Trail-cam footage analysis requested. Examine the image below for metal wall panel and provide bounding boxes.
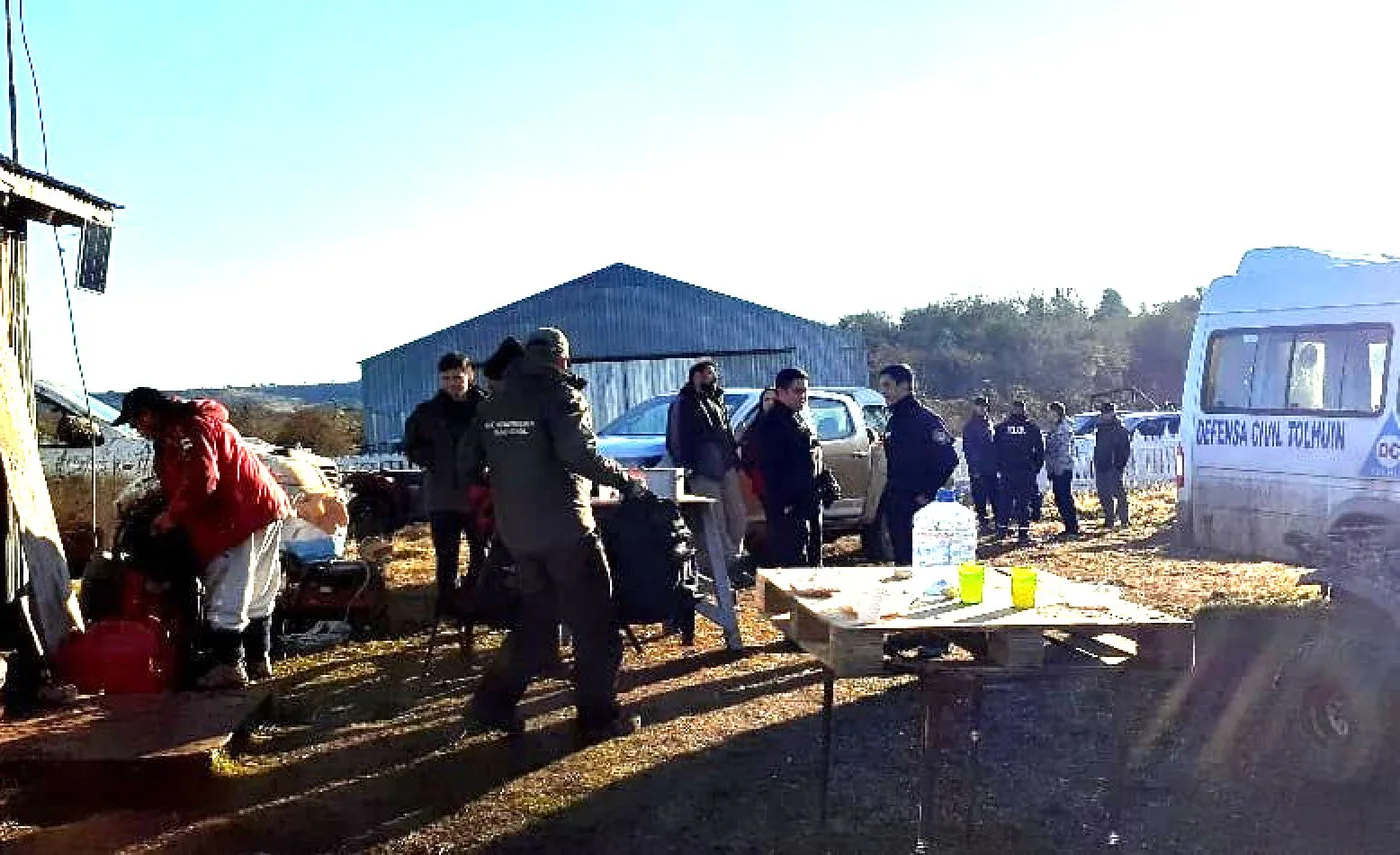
[4,227,29,603]
[360,264,868,448]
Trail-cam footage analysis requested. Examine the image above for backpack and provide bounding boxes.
[602,492,699,627]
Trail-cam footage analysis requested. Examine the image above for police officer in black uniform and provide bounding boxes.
[877,364,959,565]
[754,367,821,567]
[994,400,1045,545]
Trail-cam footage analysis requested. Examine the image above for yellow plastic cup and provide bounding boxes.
[1011,567,1037,609]
[958,563,985,605]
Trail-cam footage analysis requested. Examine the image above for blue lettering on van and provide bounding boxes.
[1195,417,1344,451]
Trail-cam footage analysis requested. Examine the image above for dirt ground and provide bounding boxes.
[5,488,1397,854]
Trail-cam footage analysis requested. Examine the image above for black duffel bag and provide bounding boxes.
[602,492,698,628]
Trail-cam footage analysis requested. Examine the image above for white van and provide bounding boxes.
[1178,247,1400,563]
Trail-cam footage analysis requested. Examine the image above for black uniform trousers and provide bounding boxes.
[1049,469,1079,534]
[473,531,623,727]
[997,470,1039,535]
[765,502,815,568]
[429,510,487,599]
[882,490,920,567]
[968,468,1000,527]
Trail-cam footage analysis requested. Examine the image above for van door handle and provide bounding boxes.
[851,450,870,458]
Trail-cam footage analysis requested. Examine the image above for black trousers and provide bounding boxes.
[882,491,919,566]
[997,471,1038,534]
[765,502,814,568]
[474,532,623,727]
[1049,469,1079,534]
[969,470,999,526]
[429,510,486,595]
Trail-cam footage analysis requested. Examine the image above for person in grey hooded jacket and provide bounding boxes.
[1044,401,1079,539]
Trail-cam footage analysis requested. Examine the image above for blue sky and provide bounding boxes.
[23,1,1400,393]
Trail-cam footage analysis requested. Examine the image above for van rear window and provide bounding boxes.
[1202,324,1391,416]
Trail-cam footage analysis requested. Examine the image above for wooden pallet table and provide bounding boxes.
[757,565,1193,850]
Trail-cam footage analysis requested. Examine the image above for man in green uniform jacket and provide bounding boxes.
[459,327,646,744]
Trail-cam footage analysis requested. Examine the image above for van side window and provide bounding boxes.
[1203,324,1392,416]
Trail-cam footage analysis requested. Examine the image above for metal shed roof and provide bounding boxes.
[0,156,118,227]
[362,262,862,364]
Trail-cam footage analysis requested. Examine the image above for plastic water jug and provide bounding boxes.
[913,490,979,592]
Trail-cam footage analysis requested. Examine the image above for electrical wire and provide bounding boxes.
[4,0,16,161]
[17,0,99,540]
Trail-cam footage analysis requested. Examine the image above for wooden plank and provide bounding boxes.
[755,574,796,617]
[0,689,271,764]
[988,630,1046,667]
[827,625,890,677]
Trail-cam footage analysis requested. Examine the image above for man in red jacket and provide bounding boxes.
[114,387,292,689]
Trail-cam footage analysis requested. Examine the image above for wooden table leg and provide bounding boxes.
[965,675,986,844]
[1106,670,1129,847]
[819,668,836,828]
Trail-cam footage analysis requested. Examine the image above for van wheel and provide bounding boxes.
[861,519,893,564]
[1275,638,1391,785]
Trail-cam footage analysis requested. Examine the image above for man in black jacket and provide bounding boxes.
[877,364,959,565]
[404,351,488,609]
[1093,402,1133,529]
[961,396,999,535]
[994,400,1045,545]
[666,361,747,570]
[755,368,821,567]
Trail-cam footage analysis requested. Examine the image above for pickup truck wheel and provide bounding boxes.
[1276,638,1391,785]
[861,518,893,563]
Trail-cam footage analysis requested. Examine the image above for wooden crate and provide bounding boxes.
[757,567,1193,677]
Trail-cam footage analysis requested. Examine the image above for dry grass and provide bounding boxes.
[2,491,1357,855]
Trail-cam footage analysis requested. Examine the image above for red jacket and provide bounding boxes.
[154,400,291,564]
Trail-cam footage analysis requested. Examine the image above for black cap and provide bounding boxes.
[113,387,169,425]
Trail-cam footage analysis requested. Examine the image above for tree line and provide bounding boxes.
[838,287,1200,415]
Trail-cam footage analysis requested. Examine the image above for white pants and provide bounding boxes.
[203,518,285,632]
[688,469,749,560]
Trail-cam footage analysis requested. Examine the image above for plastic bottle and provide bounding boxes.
[913,488,979,594]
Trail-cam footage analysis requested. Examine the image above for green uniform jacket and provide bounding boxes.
[459,354,632,554]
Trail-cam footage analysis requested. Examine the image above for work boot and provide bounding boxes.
[242,617,274,681]
[461,695,525,738]
[198,628,247,690]
[197,662,249,690]
[575,711,641,748]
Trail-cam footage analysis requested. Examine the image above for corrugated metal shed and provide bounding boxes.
[360,263,867,448]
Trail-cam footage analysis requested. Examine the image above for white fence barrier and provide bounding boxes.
[950,435,1179,495]
[337,453,413,472]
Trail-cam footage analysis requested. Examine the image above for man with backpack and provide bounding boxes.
[460,327,648,745]
[666,360,748,579]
